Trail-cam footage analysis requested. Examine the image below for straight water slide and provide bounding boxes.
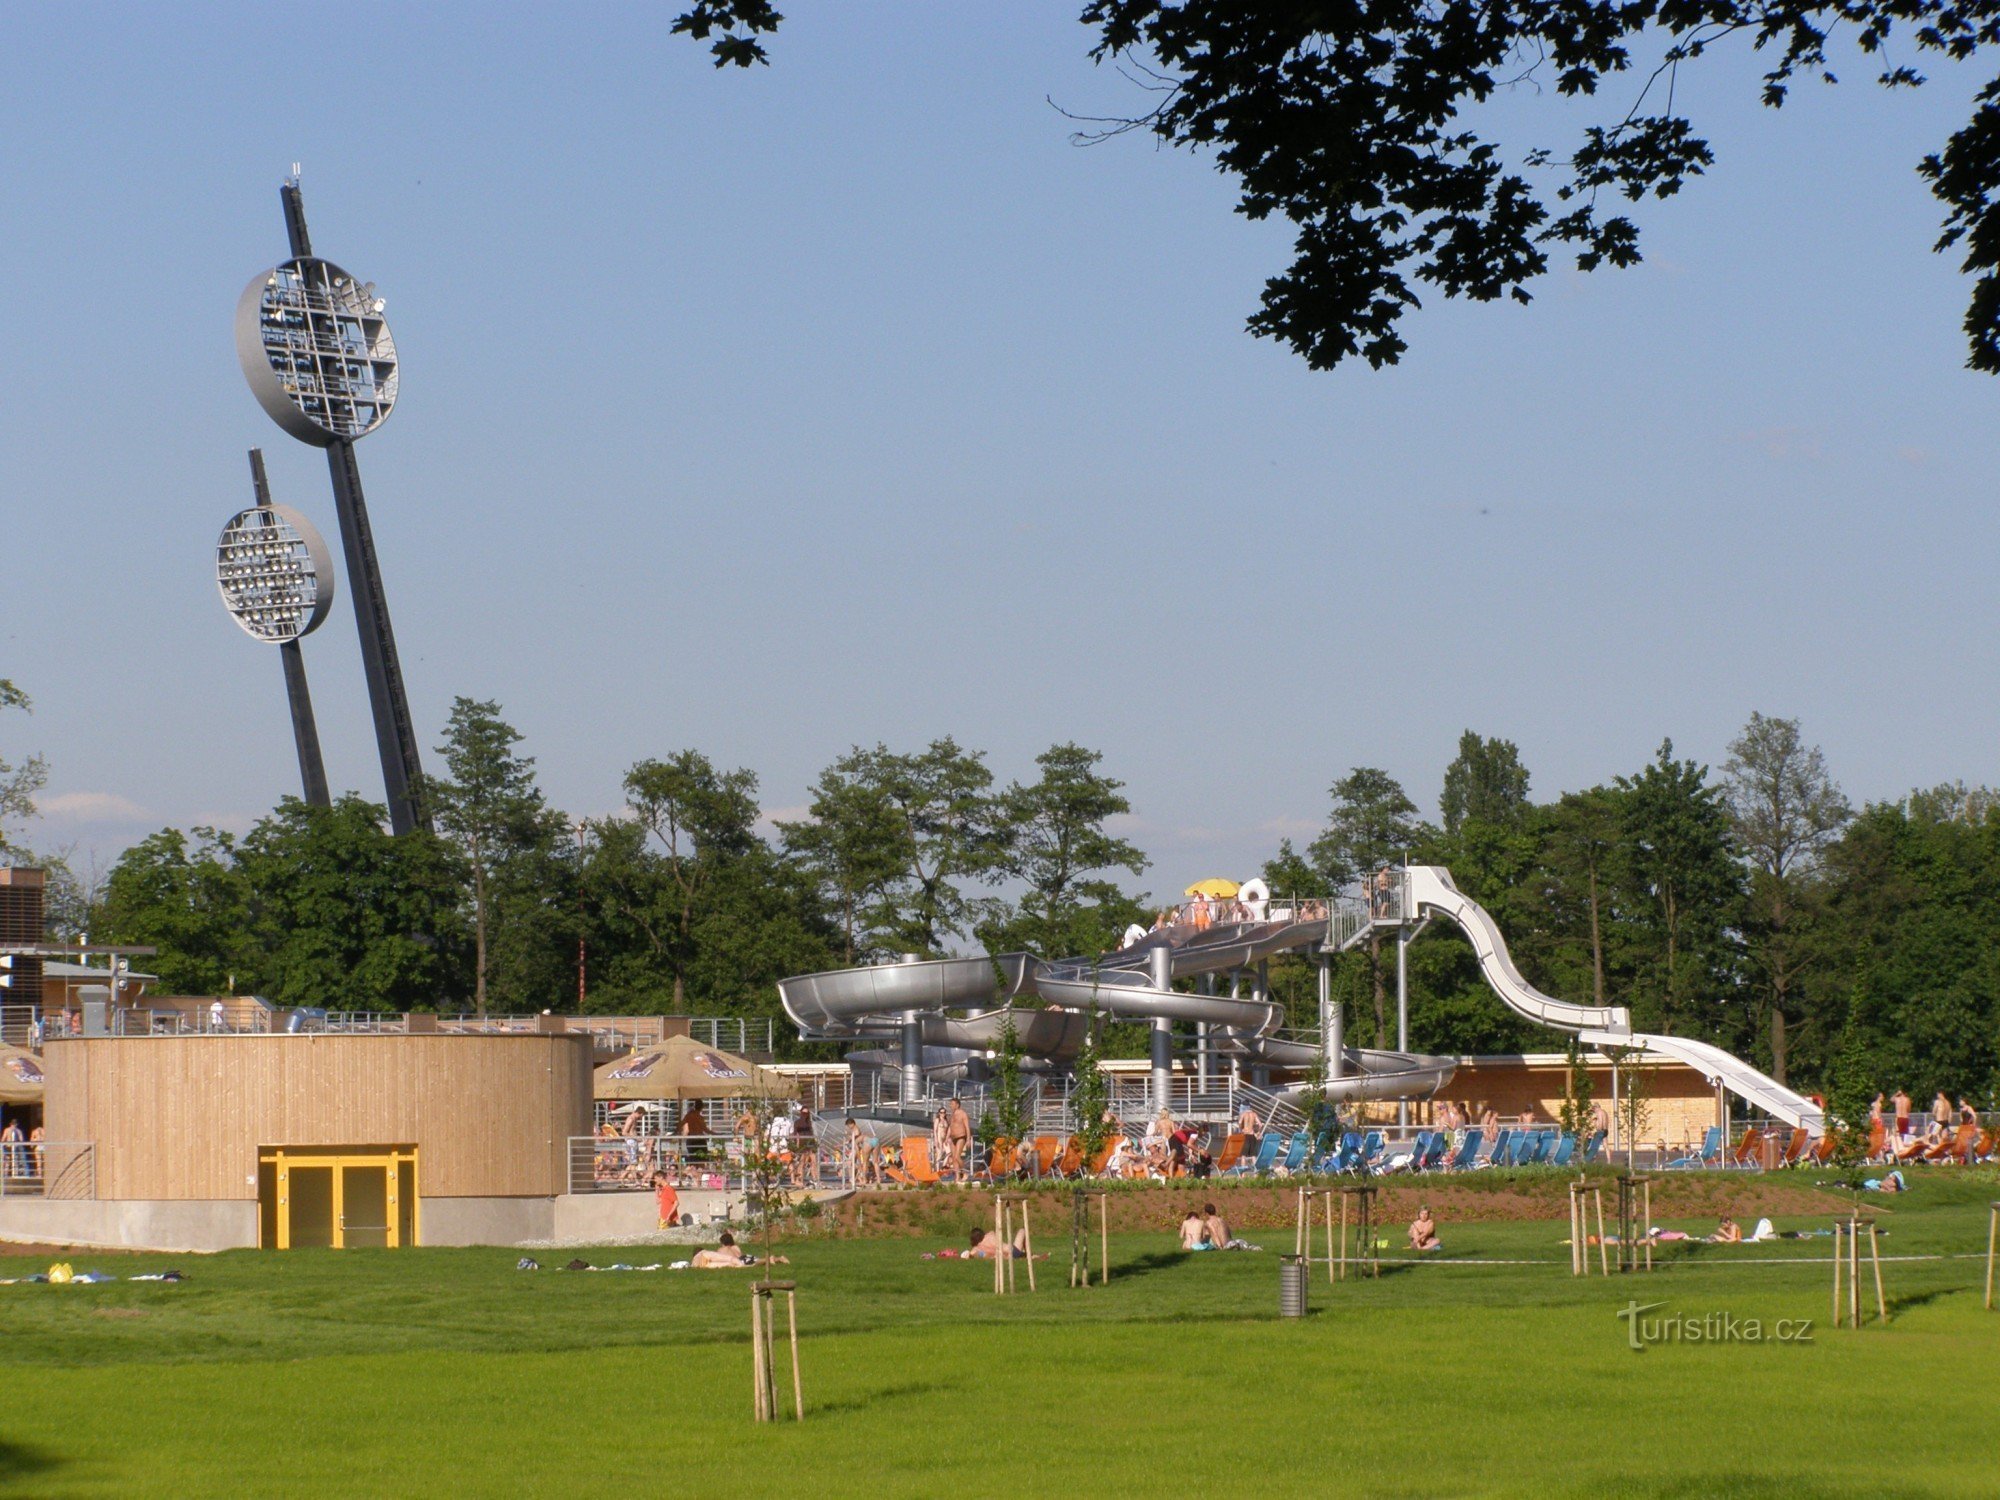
[1402,866,1824,1131]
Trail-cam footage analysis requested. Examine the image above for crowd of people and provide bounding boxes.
[1868,1089,1991,1164]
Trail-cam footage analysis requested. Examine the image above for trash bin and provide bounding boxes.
[1279,1254,1309,1318]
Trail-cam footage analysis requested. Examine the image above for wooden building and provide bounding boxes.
[37,1031,592,1250]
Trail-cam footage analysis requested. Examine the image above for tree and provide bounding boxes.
[1540,787,1628,1009]
[983,742,1149,957]
[98,828,251,994]
[1069,1009,1113,1164]
[1439,731,1531,836]
[675,2,2000,372]
[621,751,763,1011]
[1615,740,1742,1039]
[816,740,1011,957]
[0,680,47,862]
[1307,767,1424,1044]
[777,767,904,965]
[1722,712,1851,1084]
[234,796,466,1013]
[428,698,564,1016]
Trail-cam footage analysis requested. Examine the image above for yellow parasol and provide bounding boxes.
[593,1034,796,1101]
[1184,878,1240,899]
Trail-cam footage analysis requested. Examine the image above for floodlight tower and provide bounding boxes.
[235,177,428,834]
[215,449,336,806]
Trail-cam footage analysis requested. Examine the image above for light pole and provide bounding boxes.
[236,176,427,834]
[215,451,336,806]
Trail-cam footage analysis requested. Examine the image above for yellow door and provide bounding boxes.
[259,1146,418,1249]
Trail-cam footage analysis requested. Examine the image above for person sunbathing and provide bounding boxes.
[691,1232,749,1268]
[1203,1203,1236,1250]
[967,1226,1032,1260]
[1408,1207,1440,1252]
[1706,1217,1742,1244]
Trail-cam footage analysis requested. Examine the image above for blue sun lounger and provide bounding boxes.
[1447,1128,1484,1170]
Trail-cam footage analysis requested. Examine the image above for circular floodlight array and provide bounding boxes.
[216,504,336,644]
[235,258,399,446]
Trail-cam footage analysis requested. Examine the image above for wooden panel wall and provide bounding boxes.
[45,1034,592,1201]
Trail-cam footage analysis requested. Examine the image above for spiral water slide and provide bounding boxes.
[1402,866,1824,1131]
[776,906,1459,1104]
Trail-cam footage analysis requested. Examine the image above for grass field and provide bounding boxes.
[0,1169,1993,1497]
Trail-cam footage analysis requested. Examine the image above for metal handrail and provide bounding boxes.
[0,1141,93,1199]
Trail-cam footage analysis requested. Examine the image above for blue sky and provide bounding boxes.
[5,3,1997,896]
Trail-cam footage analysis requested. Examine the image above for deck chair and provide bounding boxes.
[1213,1132,1249,1175]
[887,1135,938,1186]
[1528,1131,1555,1165]
[1728,1127,1765,1168]
[1509,1132,1536,1166]
[1028,1135,1062,1178]
[1579,1129,1607,1164]
[1421,1132,1450,1171]
[1447,1128,1484,1170]
[1054,1137,1084,1178]
[1278,1131,1309,1172]
[1866,1121,1887,1162]
[1362,1130,1385,1164]
[1482,1128,1512,1167]
[1668,1126,1722,1169]
[1237,1132,1283,1176]
[1549,1133,1576,1168]
[1777,1127,1809,1167]
[1808,1134,1837,1164]
[1975,1129,1996,1164]
[1388,1130,1433,1173]
[1923,1124,1977,1163]
[1088,1134,1126,1176]
[986,1137,1021,1181]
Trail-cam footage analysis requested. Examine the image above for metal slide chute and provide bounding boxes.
[1403,865,1823,1131]
[1587,1029,1825,1133]
[1402,865,1631,1033]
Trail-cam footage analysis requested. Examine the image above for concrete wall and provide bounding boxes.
[0,1197,256,1253]
[550,1188,745,1242]
[416,1196,555,1247]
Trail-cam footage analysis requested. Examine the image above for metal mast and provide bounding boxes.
[250,450,330,805]
[239,179,428,833]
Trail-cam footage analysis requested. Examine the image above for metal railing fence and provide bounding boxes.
[0,1141,93,1199]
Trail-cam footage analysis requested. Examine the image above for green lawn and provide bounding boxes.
[0,1172,1994,1498]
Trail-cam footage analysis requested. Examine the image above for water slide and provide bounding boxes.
[776,906,1458,1104]
[1402,866,1824,1131]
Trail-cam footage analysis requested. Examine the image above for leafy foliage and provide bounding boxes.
[679,1,2000,371]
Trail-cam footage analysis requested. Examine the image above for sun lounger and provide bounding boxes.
[1028,1135,1062,1179]
[986,1137,1021,1180]
[1088,1134,1126,1176]
[1549,1132,1575,1168]
[1579,1129,1606,1164]
[1728,1127,1765,1169]
[1278,1131,1309,1173]
[888,1135,941,1187]
[1236,1132,1283,1176]
[1777,1127,1809,1167]
[1447,1128,1484,1170]
[1213,1132,1249,1174]
[1667,1126,1722,1169]
[1482,1128,1512,1167]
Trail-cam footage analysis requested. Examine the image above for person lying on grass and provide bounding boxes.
[965,1226,1041,1260]
[690,1232,790,1269]
[1408,1206,1440,1252]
